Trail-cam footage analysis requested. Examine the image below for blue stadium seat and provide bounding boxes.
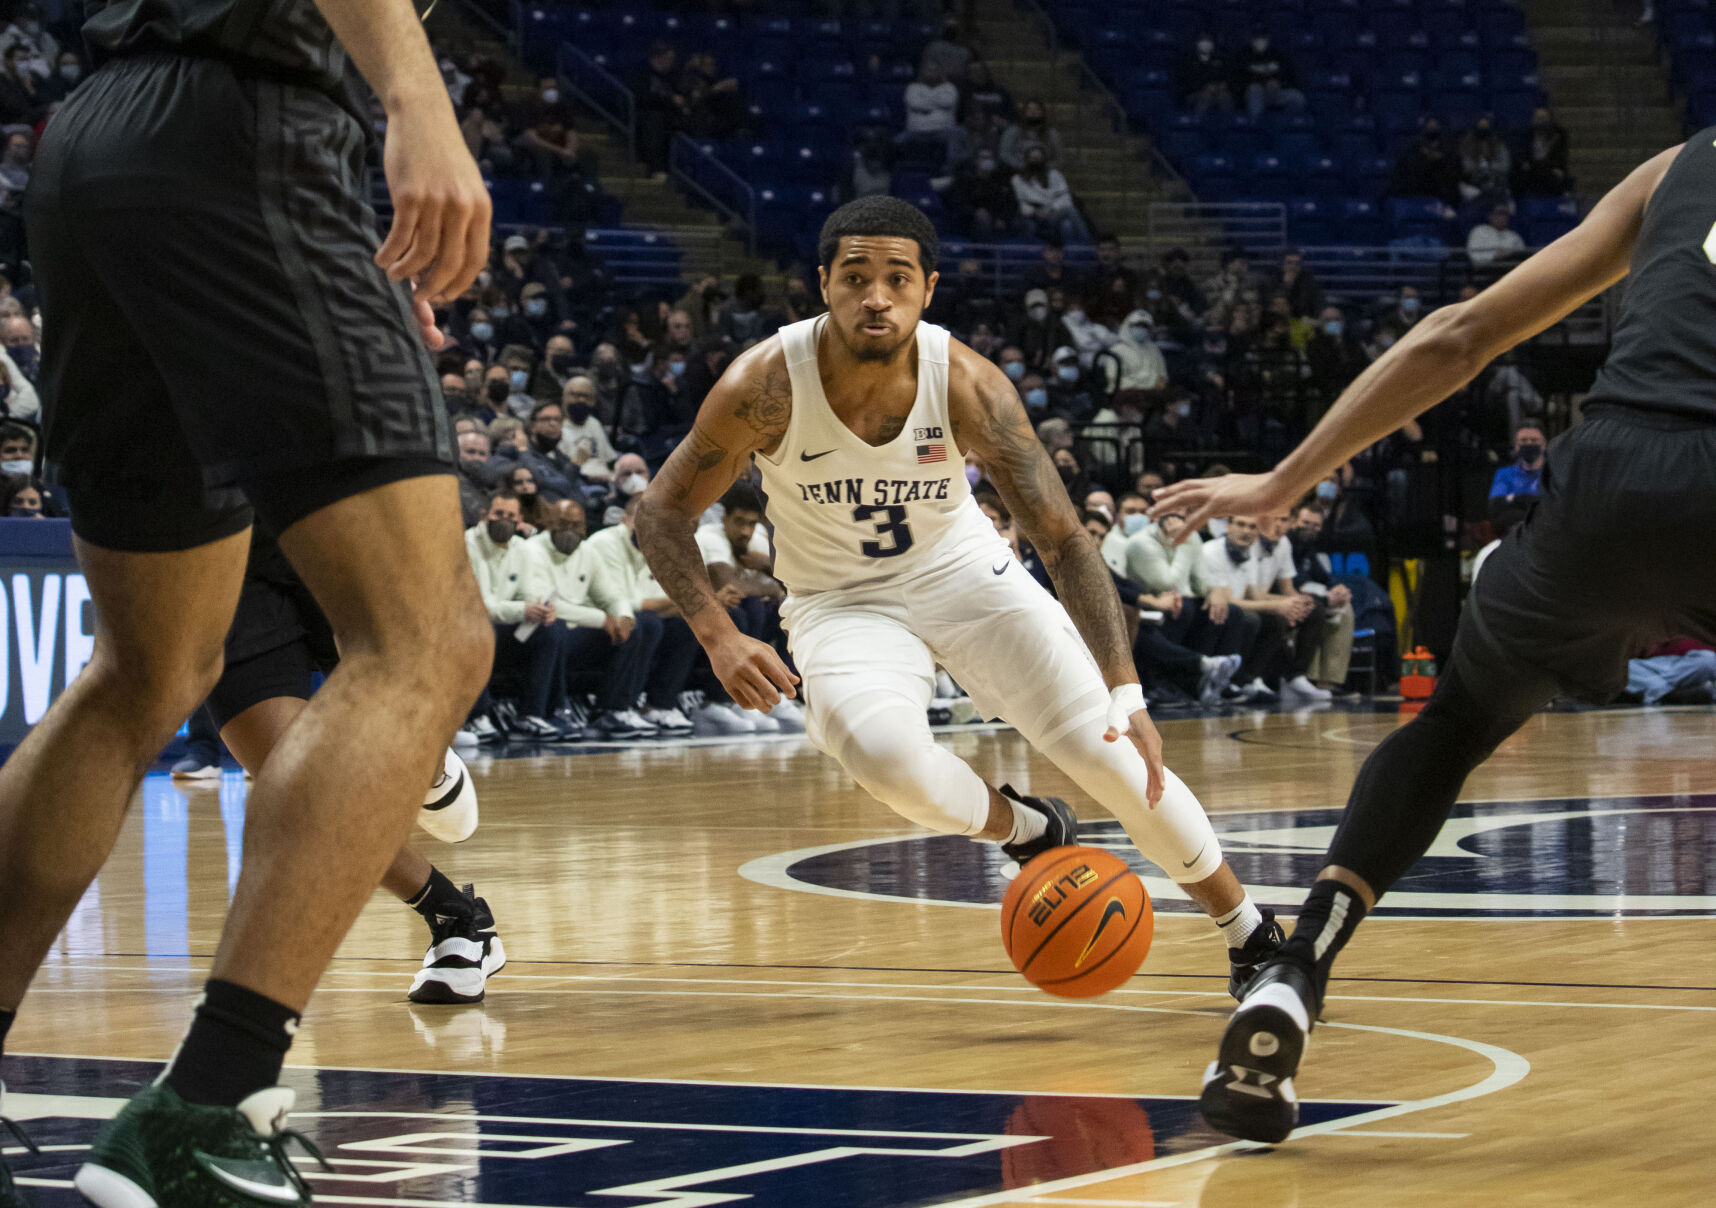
[1373,90,1426,134]
[1190,153,1238,198]
[1491,89,1541,127]
[1287,197,1332,244]
[1338,198,1386,244]
[1430,90,1487,129]
[1520,196,1580,223]
[1246,153,1292,197]
[1161,129,1210,163]
[1302,152,1344,187]
[1273,130,1322,161]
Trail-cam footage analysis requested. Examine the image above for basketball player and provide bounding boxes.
[201,527,506,1006]
[1154,137,1716,1143]
[637,197,1283,997]
[0,0,492,1197]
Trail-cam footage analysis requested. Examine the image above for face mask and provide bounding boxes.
[550,353,575,375]
[1316,480,1339,502]
[566,403,592,424]
[1400,297,1420,314]
[1146,288,1162,301]
[1056,463,1077,484]
[1517,442,1545,462]
[668,361,686,377]
[1252,38,1269,52]
[1003,361,1025,381]
[533,430,558,453]
[491,305,511,320]
[7,345,34,375]
[524,299,548,318]
[1027,304,1048,322]
[469,321,494,342]
[1323,320,1343,337]
[59,64,79,82]
[1259,535,1277,555]
[0,458,28,475]
[604,504,625,528]
[486,379,510,404]
[618,472,647,496]
[1294,525,1318,545]
[550,528,582,555]
[1122,513,1148,536]
[486,518,516,545]
[509,369,529,392]
[1196,39,1214,54]
[964,464,982,486]
[541,88,560,104]
[1056,365,1079,383]
[443,390,468,411]
[1024,387,1048,410]
[1124,325,1150,344]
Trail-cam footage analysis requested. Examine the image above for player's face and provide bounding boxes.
[820,237,938,363]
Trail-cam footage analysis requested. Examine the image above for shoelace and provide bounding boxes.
[262,1127,331,1202]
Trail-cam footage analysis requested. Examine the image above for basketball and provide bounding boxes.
[1001,846,1153,998]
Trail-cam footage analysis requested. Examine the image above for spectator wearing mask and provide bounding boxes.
[1012,144,1087,245]
[1307,305,1366,394]
[1267,249,1323,319]
[997,345,1028,385]
[1161,248,1208,319]
[1103,491,1151,573]
[531,333,579,400]
[0,422,32,479]
[559,375,618,480]
[1374,286,1423,347]
[1090,234,1140,299]
[662,308,697,358]
[1101,309,1168,395]
[1,473,42,517]
[39,50,81,104]
[0,45,38,125]
[0,132,29,193]
[1025,242,1076,295]
[462,307,499,364]
[1015,286,1062,370]
[1050,446,1091,502]
[1490,418,1547,523]
[1,314,36,383]
[1513,107,1571,197]
[1045,345,1094,419]
[512,400,585,503]
[441,372,474,415]
[601,452,652,526]
[1467,203,1526,268]
[1460,117,1512,208]
[1389,119,1463,208]
[1237,30,1304,118]
[466,490,571,741]
[999,98,1062,172]
[517,282,558,350]
[1197,514,1293,701]
[455,430,499,526]
[1287,503,1357,695]
[523,499,674,740]
[945,148,1020,238]
[1176,31,1234,114]
[0,342,34,420]
[482,362,529,420]
[1127,506,1249,670]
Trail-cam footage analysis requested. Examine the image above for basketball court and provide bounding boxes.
[4,703,1710,1206]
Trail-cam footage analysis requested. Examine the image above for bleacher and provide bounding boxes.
[1656,0,1716,128]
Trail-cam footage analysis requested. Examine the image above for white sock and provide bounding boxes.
[1215,898,1263,949]
[1004,797,1047,846]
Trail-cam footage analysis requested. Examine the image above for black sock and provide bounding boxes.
[163,980,300,1108]
[0,1007,14,1059]
[1280,880,1368,1001]
[406,867,469,923]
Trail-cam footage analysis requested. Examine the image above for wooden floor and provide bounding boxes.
[7,703,1714,1207]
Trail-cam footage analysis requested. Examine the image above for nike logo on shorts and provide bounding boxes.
[1076,898,1127,967]
[800,449,835,462]
[992,560,1008,575]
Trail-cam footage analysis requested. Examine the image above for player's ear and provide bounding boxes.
[922,269,939,311]
[818,265,830,305]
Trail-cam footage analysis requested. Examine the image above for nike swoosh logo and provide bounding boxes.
[424,769,466,812]
[1076,898,1127,967]
[197,1154,303,1204]
[800,449,835,461]
[1182,840,1209,869]
[992,561,1008,575]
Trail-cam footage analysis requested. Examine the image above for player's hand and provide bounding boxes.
[1149,470,1298,544]
[1102,685,1164,807]
[377,101,493,306]
[413,300,445,350]
[710,632,799,712]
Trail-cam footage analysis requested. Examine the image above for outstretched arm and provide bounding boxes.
[950,344,1166,804]
[1152,144,1677,535]
[635,339,799,710]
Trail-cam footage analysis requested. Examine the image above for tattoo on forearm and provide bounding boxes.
[635,498,716,623]
[1040,530,1133,684]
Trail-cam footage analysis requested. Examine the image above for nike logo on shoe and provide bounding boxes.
[424,770,466,812]
[197,1153,303,1204]
[1076,898,1127,967]
[800,449,835,461]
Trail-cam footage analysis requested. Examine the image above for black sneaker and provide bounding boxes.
[1200,956,1320,1143]
[0,1085,39,1208]
[588,709,645,739]
[1227,907,1287,1000]
[552,706,586,741]
[509,713,562,741]
[409,885,507,1005]
[491,699,519,733]
[997,784,1079,868]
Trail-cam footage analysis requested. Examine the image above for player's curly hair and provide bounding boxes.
[818,197,939,276]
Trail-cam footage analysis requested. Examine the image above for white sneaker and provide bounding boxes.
[615,707,660,736]
[1241,677,1278,702]
[1284,675,1333,701]
[693,702,755,734]
[465,714,503,745]
[417,748,479,844]
[751,710,782,733]
[934,670,959,699]
[642,706,694,734]
[451,727,478,749]
[770,698,806,731]
[1197,653,1243,705]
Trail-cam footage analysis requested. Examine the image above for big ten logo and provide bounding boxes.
[0,569,95,738]
[913,427,944,441]
[1027,863,1098,926]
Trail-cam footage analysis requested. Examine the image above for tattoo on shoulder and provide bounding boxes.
[733,365,792,442]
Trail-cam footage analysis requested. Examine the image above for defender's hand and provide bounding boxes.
[710,633,798,712]
[1150,470,1298,544]
[377,105,492,305]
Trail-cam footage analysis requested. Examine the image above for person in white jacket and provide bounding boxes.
[1012,143,1087,244]
[522,499,689,739]
[465,489,569,741]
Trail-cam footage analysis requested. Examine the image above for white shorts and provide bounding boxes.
[781,551,1108,758]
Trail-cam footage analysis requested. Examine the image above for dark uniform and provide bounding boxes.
[27,0,451,552]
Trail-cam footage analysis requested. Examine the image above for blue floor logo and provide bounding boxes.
[764,795,1716,919]
[3,1055,1382,1206]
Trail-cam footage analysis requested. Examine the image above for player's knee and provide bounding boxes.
[842,727,948,827]
[84,639,226,747]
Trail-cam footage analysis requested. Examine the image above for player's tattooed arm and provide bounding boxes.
[949,347,1139,692]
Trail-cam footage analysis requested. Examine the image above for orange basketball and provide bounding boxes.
[1001,846,1153,998]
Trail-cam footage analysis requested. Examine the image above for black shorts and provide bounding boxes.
[1454,409,1716,703]
[25,53,453,553]
[205,575,339,729]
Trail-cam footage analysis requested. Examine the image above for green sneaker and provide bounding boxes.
[74,1083,328,1207]
[1,1079,42,1208]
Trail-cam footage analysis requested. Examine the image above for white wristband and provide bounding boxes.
[1106,683,1147,734]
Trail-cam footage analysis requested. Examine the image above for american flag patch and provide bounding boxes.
[916,443,947,465]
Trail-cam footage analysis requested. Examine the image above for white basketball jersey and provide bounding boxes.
[755,314,1006,595]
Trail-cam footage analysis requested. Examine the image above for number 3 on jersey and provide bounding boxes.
[853,504,915,559]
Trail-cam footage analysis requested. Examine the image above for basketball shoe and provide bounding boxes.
[409,886,507,1005]
[416,749,478,844]
[1199,955,1320,1143]
[997,785,1079,868]
[1226,907,1287,999]
[74,1083,327,1207]
[1,1084,39,1208]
